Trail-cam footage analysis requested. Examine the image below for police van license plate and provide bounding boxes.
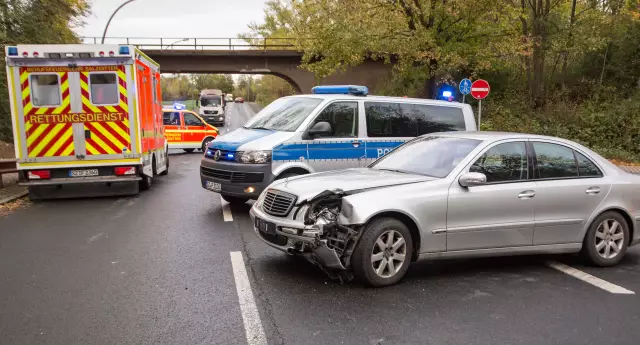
[255,217,276,235]
[205,181,221,192]
[69,169,99,177]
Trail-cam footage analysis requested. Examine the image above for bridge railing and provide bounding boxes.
[81,37,299,51]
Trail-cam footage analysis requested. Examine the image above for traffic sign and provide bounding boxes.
[459,79,472,95]
[471,79,490,100]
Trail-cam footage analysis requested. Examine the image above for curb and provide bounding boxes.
[0,190,28,205]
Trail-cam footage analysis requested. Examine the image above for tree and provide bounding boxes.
[191,74,234,94]
[0,0,90,141]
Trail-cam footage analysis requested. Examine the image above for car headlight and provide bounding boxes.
[237,150,271,164]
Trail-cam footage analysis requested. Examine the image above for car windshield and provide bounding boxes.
[370,136,481,178]
[243,97,323,131]
[201,96,221,107]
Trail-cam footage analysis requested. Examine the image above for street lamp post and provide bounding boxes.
[101,0,138,44]
[165,38,189,50]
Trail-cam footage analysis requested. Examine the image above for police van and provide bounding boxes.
[200,85,477,204]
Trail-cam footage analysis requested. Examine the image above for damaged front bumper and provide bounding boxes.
[250,202,362,277]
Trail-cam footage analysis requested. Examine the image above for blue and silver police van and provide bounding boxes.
[200,85,477,204]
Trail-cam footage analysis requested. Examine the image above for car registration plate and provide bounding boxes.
[69,169,99,177]
[255,217,276,235]
[205,181,221,192]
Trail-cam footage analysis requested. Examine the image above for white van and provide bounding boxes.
[200,85,477,204]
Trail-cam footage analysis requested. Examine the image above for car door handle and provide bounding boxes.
[351,140,361,148]
[518,190,536,199]
[586,186,601,195]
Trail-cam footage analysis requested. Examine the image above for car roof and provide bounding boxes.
[284,94,468,107]
[432,131,571,142]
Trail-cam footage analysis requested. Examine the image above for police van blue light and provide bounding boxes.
[311,85,368,96]
[199,86,478,203]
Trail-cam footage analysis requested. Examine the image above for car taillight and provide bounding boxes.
[28,170,50,179]
[114,166,136,176]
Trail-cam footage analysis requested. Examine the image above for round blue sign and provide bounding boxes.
[459,79,472,95]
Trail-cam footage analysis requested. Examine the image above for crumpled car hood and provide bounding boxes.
[269,168,436,201]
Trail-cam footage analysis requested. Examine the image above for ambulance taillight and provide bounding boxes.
[27,170,51,179]
[114,167,136,176]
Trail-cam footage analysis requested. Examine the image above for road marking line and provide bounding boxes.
[221,195,233,222]
[546,261,635,295]
[230,251,268,345]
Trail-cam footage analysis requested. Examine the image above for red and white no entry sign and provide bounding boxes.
[471,79,490,100]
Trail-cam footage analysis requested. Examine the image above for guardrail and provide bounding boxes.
[81,37,300,51]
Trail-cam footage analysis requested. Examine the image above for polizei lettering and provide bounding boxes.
[27,113,127,124]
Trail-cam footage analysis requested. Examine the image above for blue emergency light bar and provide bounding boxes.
[173,102,186,110]
[311,85,368,96]
[7,47,18,56]
[119,46,130,55]
[442,91,452,98]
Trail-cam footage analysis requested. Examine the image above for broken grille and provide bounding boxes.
[262,190,296,217]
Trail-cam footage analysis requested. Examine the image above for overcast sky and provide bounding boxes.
[78,0,267,40]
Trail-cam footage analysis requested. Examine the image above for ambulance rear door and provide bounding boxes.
[7,45,138,165]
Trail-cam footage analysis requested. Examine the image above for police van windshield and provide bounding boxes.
[201,96,221,107]
[244,97,323,132]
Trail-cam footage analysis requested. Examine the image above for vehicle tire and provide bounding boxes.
[582,211,629,267]
[351,218,413,287]
[221,194,249,205]
[183,148,195,153]
[159,150,169,176]
[202,137,214,152]
[139,173,152,191]
[152,155,158,176]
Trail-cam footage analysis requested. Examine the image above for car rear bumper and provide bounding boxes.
[199,158,274,199]
[24,177,140,199]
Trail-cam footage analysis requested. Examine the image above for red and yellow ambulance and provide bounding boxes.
[162,106,219,153]
[4,44,168,199]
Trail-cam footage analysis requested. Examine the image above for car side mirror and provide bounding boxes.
[459,172,487,188]
[305,121,332,139]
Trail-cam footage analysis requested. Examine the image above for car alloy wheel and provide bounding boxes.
[371,229,407,278]
[595,219,625,259]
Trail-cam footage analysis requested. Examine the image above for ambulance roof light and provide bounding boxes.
[7,47,18,56]
[311,85,368,96]
[119,46,130,55]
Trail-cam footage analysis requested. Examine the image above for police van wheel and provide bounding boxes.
[183,149,195,153]
[221,194,248,205]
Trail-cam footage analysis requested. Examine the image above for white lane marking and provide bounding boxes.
[547,261,635,294]
[221,195,233,222]
[87,232,104,244]
[230,251,267,345]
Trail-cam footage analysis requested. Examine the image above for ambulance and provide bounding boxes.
[4,44,168,199]
[163,103,219,153]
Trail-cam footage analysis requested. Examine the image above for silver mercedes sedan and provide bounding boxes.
[250,132,640,287]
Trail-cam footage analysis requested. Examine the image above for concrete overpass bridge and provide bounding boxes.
[83,37,392,93]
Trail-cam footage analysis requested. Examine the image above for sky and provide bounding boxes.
[77,0,267,42]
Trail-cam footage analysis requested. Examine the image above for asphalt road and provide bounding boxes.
[1,102,640,345]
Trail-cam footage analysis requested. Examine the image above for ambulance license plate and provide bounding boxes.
[255,217,276,235]
[205,181,221,192]
[69,169,99,177]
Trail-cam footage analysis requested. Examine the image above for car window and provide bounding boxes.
[163,111,181,125]
[309,102,358,138]
[370,136,481,178]
[470,142,528,183]
[364,102,466,137]
[575,151,603,177]
[533,142,578,179]
[31,74,61,106]
[89,73,118,105]
[184,113,204,126]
